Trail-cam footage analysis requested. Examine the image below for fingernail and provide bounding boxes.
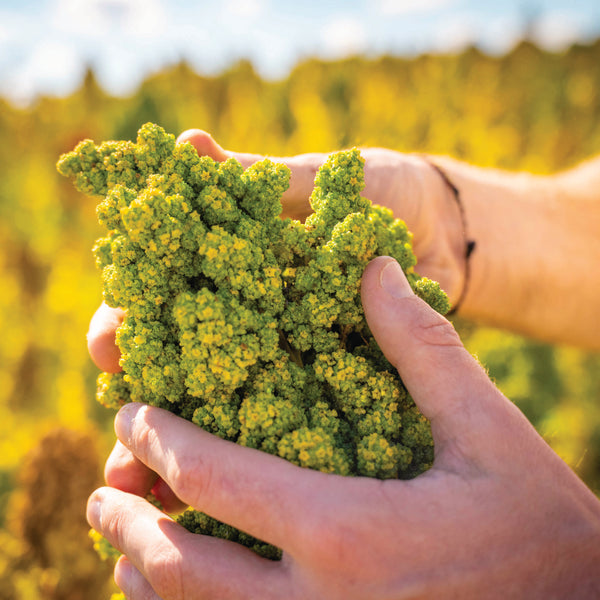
[87,491,103,529]
[115,556,136,590]
[380,259,413,299]
[115,402,140,442]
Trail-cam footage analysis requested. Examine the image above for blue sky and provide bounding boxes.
[1,0,599,105]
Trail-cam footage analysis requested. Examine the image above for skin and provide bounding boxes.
[175,130,600,349]
[89,131,600,366]
[178,130,468,303]
[88,257,600,599]
[86,133,600,597]
[432,154,600,349]
[87,130,466,372]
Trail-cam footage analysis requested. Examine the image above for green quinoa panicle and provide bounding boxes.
[58,123,450,558]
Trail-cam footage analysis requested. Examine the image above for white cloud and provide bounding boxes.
[530,11,587,52]
[480,15,524,55]
[0,20,8,46]
[321,16,368,59]
[430,12,526,56]
[2,38,83,105]
[378,0,457,15]
[0,10,28,46]
[44,0,175,97]
[52,0,167,38]
[432,16,475,53]
[0,0,174,104]
[222,0,267,19]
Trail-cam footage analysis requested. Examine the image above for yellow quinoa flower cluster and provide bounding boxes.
[57,123,449,559]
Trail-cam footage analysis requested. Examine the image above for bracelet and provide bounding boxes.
[420,157,476,316]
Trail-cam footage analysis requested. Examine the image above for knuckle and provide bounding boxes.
[146,544,185,600]
[126,406,167,469]
[412,303,462,349]
[129,417,156,465]
[169,451,217,510]
[102,504,131,554]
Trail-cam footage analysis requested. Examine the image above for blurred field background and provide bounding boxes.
[1,35,600,598]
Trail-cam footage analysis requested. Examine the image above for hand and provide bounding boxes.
[87,130,465,373]
[179,130,466,301]
[87,256,600,599]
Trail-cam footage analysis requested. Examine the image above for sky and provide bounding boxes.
[0,0,599,105]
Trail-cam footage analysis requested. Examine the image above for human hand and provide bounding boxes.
[87,130,465,373]
[178,130,466,302]
[87,256,600,599]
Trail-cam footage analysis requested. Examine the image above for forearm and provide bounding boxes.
[434,156,600,350]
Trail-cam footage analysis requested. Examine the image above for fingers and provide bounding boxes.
[105,440,158,494]
[176,129,229,162]
[87,487,287,600]
[105,441,188,514]
[86,131,262,374]
[113,402,321,553]
[361,256,527,465]
[87,302,124,372]
[176,129,262,172]
[114,556,161,600]
[176,128,322,221]
[361,257,493,418]
[151,477,189,515]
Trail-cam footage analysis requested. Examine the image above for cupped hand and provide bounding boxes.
[178,129,466,300]
[87,130,465,372]
[88,257,600,600]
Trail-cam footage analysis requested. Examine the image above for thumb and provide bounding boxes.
[87,302,124,373]
[361,256,510,458]
[177,129,261,172]
[177,129,229,162]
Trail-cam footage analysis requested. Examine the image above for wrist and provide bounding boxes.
[444,164,556,330]
[419,156,476,313]
[427,160,565,339]
[434,159,600,349]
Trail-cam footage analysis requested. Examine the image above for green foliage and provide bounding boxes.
[58,123,449,556]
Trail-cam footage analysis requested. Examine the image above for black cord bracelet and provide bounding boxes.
[420,157,476,316]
